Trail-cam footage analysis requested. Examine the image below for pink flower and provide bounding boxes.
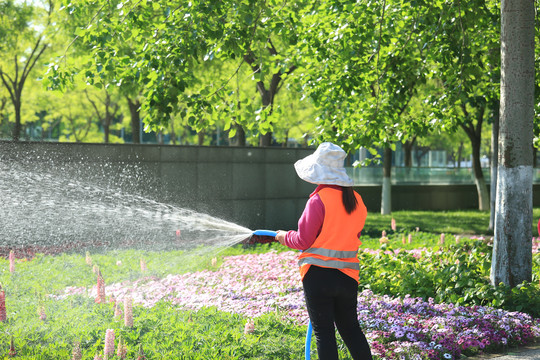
[86,251,92,266]
[244,319,255,334]
[0,288,7,322]
[124,296,133,327]
[95,270,106,304]
[94,353,103,360]
[408,234,412,244]
[117,336,127,359]
[103,329,115,359]
[114,300,122,320]
[140,258,147,272]
[137,344,146,360]
[9,250,15,273]
[38,305,46,321]
[72,341,82,360]
[391,218,397,231]
[8,336,16,357]
[440,233,445,245]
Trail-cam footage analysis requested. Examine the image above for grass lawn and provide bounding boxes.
[363,209,540,236]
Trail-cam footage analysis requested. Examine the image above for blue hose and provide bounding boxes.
[252,229,312,359]
[305,320,312,359]
[252,229,278,237]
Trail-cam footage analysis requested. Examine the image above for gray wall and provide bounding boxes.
[2,141,539,230]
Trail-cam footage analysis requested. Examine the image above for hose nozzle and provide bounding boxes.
[243,229,277,246]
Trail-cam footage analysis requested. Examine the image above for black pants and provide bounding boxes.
[302,266,373,360]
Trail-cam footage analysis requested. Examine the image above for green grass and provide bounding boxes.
[0,210,538,358]
[363,209,540,236]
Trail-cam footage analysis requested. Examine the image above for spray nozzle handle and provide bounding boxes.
[252,230,277,237]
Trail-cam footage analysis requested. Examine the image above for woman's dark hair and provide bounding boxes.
[342,187,358,214]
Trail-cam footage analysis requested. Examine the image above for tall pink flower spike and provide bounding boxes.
[86,251,93,266]
[117,336,127,359]
[124,296,134,327]
[244,319,255,334]
[95,270,106,303]
[140,258,147,272]
[114,300,122,320]
[103,329,115,360]
[0,286,7,322]
[38,305,46,321]
[72,341,82,360]
[9,250,15,273]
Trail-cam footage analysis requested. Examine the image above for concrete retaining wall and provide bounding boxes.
[2,141,538,230]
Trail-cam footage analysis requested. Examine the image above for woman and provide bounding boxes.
[275,142,372,360]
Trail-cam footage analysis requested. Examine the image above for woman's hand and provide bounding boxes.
[275,230,286,245]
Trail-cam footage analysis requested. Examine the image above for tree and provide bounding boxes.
[0,0,55,141]
[37,85,125,143]
[85,89,122,143]
[292,0,443,213]
[0,86,10,137]
[48,0,306,146]
[428,0,499,212]
[490,0,534,287]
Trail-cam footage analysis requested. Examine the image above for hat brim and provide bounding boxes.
[294,156,354,187]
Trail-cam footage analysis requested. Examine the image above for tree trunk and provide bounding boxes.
[460,104,489,212]
[170,117,177,145]
[491,0,534,288]
[403,139,415,168]
[103,124,110,143]
[197,131,205,146]
[457,142,464,168]
[258,82,273,147]
[127,98,141,144]
[233,124,246,146]
[470,134,490,211]
[259,132,272,147]
[381,147,392,215]
[244,48,293,147]
[12,98,21,142]
[489,100,500,231]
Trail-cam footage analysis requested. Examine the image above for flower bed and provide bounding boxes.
[57,250,540,359]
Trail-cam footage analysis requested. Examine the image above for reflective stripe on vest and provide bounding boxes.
[302,247,358,259]
[298,257,360,270]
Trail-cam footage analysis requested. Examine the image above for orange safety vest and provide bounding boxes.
[298,187,367,283]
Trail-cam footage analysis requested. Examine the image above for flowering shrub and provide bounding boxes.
[58,250,540,359]
[358,240,540,317]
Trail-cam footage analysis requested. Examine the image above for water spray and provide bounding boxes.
[248,230,313,360]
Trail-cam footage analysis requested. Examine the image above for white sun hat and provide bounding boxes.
[294,142,354,187]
